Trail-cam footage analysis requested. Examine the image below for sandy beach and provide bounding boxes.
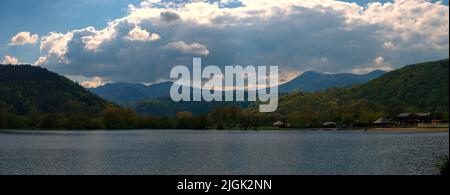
[368,127,449,133]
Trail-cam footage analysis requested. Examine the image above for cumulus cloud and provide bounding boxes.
[352,56,394,74]
[80,77,110,88]
[125,26,161,42]
[160,11,181,23]
[164,41,209,55]
[80,26,117,52]
[35,32,73,65]
[67,75,111,88]
[9,32,39,46]
[1,55,20,64]
[33,0,449,84]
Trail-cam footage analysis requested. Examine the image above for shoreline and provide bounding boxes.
[1,127,449,133]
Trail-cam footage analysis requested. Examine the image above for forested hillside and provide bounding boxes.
[0,65,109,115]
[1,59,448,130]
[276,59,449,127]
[0,65,115,129]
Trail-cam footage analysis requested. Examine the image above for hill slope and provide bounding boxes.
[0,65,110,115]
[275,59,449,126]
[350,59,449,111]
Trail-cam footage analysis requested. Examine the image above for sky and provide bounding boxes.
[1,0,449,87]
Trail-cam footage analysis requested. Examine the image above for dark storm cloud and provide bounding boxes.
[34,0,448,84]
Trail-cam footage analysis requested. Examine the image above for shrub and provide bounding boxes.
[437,155,449,176]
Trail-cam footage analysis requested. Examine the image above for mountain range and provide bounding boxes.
[278,70,386,93]
[88,81,174,104]
[89,70,386,104]
[0,59,448,128]
[130,59,448,117]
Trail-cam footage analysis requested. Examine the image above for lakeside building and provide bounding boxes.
[397,113,432,125]
[323,122,337,128]
[372,118,392,127]
[273,121,286,128]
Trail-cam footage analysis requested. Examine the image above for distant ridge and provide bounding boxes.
[88,81,174,104]
[279,70,386,93]
[90,70,386,104]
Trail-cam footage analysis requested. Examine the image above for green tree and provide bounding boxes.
[101,106,138,129]
[175,111,193,129]
[437,155,449,176]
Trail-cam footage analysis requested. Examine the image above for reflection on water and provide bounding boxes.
[0,130,448,175]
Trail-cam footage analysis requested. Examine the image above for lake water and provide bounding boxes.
[0,130,448,175]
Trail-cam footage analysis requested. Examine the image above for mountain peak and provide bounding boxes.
[301,71,325,76]
[279,70,386,93]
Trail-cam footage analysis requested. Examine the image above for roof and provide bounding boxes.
[323,122,337,126]
[416,113,431,117]
[398,113,431,117]
[373,118,391,124]
[398,113,412,117]
[273,121,284,126]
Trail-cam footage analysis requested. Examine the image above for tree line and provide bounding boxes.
[0,106,283,130]
[2,85,448,130]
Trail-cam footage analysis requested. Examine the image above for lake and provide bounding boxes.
[0,130,448,175]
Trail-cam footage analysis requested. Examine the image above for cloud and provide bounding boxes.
[9,32,39,46]
[1,55,20,64]
[124,26,161,42]
[33,0,448,84]
[80,76,110,88]
[66,75,111,88]
[160,11,181,23]
[352,56,395,74]
[79,26,117,52]
[164,41,209,55]
[35,32,73,65]
[279,70,301,84]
